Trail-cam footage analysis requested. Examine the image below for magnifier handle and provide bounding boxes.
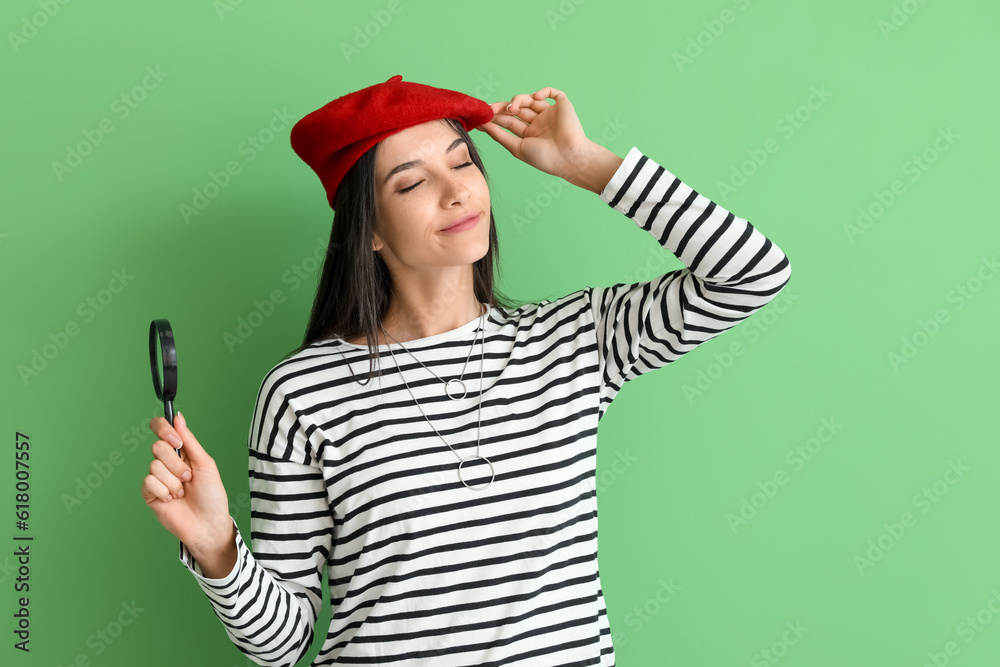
[164,399,182,458]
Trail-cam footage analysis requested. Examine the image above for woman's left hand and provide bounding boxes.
[476,87,592,182]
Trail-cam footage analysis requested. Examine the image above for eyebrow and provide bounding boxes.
[383,137,467,185]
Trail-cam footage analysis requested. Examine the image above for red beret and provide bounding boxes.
[290,74,495,210]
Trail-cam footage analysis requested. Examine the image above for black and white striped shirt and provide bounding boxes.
[178,145,792,666]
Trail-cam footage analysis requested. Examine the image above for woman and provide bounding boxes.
[141,75,791,666]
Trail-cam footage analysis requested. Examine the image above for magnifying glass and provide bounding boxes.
[149,319,181,458]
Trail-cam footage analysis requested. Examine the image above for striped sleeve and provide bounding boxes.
[590,146,792,418]
[177,371,333,667]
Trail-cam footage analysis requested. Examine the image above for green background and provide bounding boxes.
[2,0,998,665]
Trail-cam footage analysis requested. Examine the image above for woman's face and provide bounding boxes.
[372,120,491,273]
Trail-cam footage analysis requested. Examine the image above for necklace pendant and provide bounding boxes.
[458,455,494,490]
[445,378,468,400]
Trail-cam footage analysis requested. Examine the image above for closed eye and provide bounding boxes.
[399,162,474,194]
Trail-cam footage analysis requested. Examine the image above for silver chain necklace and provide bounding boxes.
[385,304,484,401]
[380,303,494,491]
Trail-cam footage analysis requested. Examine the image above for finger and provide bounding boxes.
[507,95,554,123]
[532,87,567,103]
[507,104,539,123]
[475,121,520,155]
[506,93,538,116]
[150,416,184,451]
[171,412,211,467]
[488,113,528,136]
[152,439,193,483]
[486,100,508,116]
[527,98,556,114]
[142,473,173,504]
[150,458,185,499]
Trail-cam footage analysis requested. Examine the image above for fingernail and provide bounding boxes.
[177,411,185,427]
[175,488,185,498]
[182,470,192,482]
[169,434,183,448]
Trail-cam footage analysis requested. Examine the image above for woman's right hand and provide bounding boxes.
[140,411,233,557]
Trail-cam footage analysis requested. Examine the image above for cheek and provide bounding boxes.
[384,208,433,249]
[471,175,490,204]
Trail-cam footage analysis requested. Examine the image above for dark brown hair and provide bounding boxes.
[282,117,521,383]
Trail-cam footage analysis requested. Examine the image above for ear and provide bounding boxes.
[371,231,384,253]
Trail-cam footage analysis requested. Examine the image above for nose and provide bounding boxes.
[441,172,471,204]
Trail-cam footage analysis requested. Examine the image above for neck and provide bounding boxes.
[379,298,485,344]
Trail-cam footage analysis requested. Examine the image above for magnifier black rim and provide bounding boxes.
[149,319,177,401]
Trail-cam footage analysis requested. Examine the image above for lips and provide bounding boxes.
[441,212,479,232]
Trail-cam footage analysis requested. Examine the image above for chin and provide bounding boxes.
[464,237,491,264]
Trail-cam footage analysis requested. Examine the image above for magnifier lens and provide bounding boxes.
[149,319,180,456]
[154,335,164,396]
